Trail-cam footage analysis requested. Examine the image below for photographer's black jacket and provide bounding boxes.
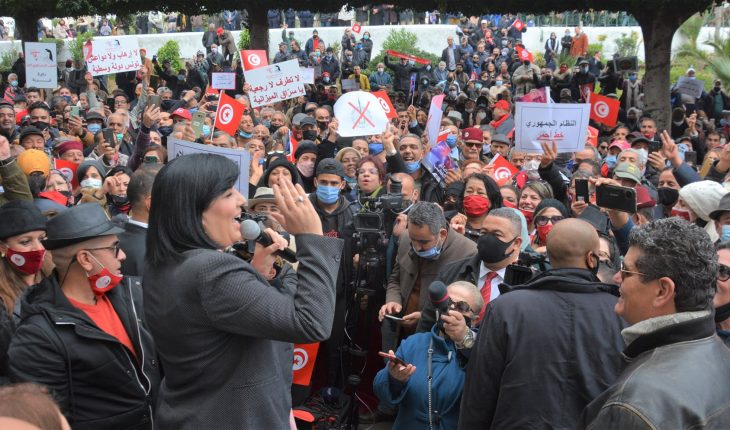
[458,268,626,430]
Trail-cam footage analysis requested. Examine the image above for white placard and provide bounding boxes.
[167,138,250,197]
[244,59,306,108]
[299,67,314,84]
[341,79,358,91]
[24,42,57,88]
[676,76,705,99]
[333,91,389,137]
[212,72,236,90]
[86,38,142,76]
[514,102,591,153]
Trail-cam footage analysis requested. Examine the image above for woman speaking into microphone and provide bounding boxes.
[143,153,343,429]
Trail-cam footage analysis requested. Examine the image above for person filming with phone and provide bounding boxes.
[143,153,343,429]
[373,281,483,430]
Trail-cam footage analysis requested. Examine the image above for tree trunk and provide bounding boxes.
[16,14,39,43]
[247,7,269,53]
[636,10,693,132]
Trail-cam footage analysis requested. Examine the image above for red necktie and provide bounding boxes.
[479,272,499,321]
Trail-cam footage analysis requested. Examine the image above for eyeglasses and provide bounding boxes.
[619,260,648,280]
[448,300,473,314]
[534,215,565,227]
[358,168,379,175]
[719,264,730,282]
[85,242,122,258]
[463,141,483,148]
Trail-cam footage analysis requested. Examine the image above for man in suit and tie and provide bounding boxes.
[118,163,161,277]
[416,207,524,332]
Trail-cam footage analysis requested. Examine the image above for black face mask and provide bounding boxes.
[317,121,328,130]
[158,126,174,137]
[657,187,679,207]
[111,194,130,207]
[31,121,49,131]
[477,234,516,264]
[715,302,730,323]
[302,130,318,141]
[589,253,600,276]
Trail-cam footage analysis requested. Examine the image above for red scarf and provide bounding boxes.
[490,113,510,129]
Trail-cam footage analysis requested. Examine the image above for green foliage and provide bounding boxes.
[67,31,94,63]
[0,41,20,72]
[587,42,603,56]
[157,40,183,71]
[39,38,66,56]
[237,29,251,50]
[614,32,642,57]
[366,28,440,75]
[675,13,710,64]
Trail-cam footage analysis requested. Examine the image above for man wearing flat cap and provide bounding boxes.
[7,203,160,430]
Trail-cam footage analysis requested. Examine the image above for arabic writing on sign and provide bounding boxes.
[525,120,576,128]
[245,59,306,108]
[86,39,141,77]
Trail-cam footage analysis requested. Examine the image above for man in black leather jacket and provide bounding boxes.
[579,218,730,429]
[459,218,626,429]
[7,204,160,430]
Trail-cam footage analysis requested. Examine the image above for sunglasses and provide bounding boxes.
[534,215,565,227]
[619,260,649,280]
[463,141,483,148]
[448,300,473,314]
[719,264,730,282]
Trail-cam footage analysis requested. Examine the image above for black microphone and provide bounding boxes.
[429,281,450,330]
[240,219,298,263]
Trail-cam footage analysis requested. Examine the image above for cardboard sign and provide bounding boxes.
[676,76,705,99]
[241,50,268,71]
[168,138,250,197]
[213,92,245,136]
[86,38,142,76]
[292,343,320,386]
[589,93,620,127]
[299,67,315,84]
[610,56,638,73]
[211,72,236,90]
[341,78,358,91]
[514,102,591,153]
[371,91,398,120]
[244,59,306,108]
[25,42,57,88]
[333,91,389,137]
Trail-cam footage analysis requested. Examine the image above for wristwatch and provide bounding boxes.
[456,329,475,349]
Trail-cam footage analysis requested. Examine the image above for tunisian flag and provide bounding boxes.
[589,93,620,127]
[241,50,268,71]
[512,19,526,31]
[488,154,519,186]
[214,92,245,136]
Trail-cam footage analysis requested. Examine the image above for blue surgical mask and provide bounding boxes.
[10,80,17,87]
[475,83,483,90]
[202,125,211,136]
[446,134,457,148]
[80,178,103,189]
[239,131,252,139]
[677,143,689,161]
[412,238,443,260]
[316,185,340,204]
[566,159,575,172]
[368,142,384,155]
[344,176,357,186]
[629,74,637,82]
[364,35,369,40]
[87,123,102,134]
[722,225,730,242]
[604,155,617,169]
[405,160,421,173]
[495,80,503,86]
[262,119,271,128]
[116,133,124,142]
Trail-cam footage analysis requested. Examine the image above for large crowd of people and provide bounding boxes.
[0,11,730,430]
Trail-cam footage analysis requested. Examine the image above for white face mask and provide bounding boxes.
[80,178,102,189]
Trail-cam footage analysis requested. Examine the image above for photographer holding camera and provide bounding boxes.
[459,218,626,429]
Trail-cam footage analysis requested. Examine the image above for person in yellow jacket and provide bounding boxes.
[348,66,371,92]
